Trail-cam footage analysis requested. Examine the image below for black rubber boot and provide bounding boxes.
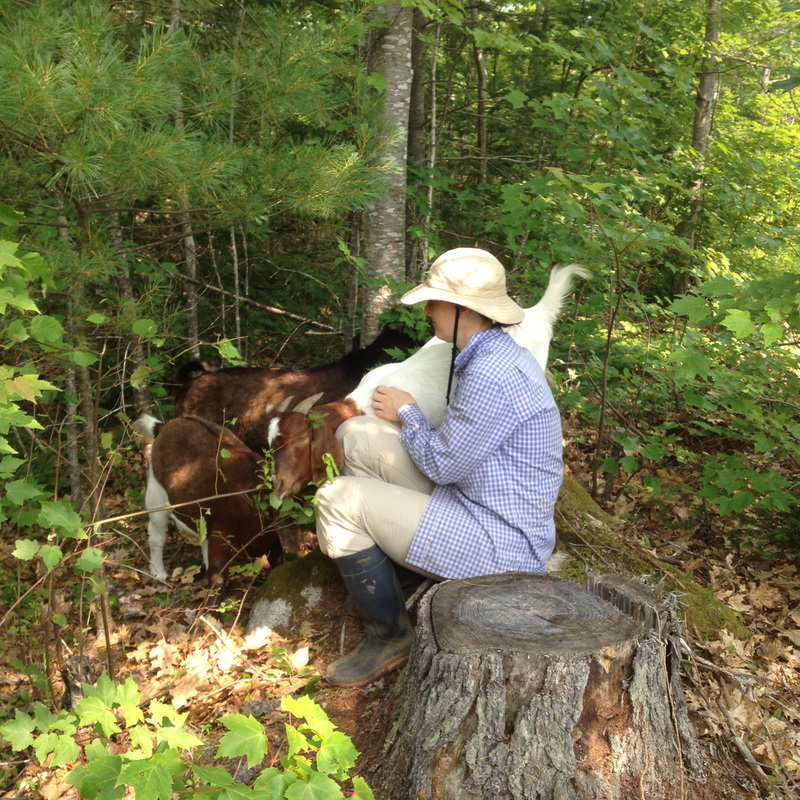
[326,545,414,687]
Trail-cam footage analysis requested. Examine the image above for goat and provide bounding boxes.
[268,263,589,497]
[133,413,287,589]
[172,326,415,453]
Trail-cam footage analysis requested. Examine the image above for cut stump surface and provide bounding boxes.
[371,571,707,800]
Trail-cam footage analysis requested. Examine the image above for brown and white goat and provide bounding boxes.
[267,263,589,496]
[133,413,285,589]
[172,326,415,453]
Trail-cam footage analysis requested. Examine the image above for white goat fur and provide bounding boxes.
[133,413,208,581]
[346,264,589,427]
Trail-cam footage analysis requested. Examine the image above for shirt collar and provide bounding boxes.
[454,327,501,374]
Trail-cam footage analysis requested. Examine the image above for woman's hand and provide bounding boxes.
[372,385,416,422]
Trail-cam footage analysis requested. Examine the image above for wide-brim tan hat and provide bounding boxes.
[401,248,524,325]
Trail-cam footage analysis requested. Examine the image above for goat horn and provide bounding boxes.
[275,396,294,414]
[292,392,324,415]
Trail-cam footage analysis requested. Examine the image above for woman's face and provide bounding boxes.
[424,300,459,342]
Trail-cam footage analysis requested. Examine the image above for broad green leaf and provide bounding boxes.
[29,315,66,346]
[39,544,64,571]
[284,769,345,799]
[0,206,23,228]
[50,732,80,767]
[315,730,359,776]
[761,321,784,346]
[351,776,376,800]
[5,479,45,505]
[75,547,105,574]
[132,318,158,338]
[282,695,335,737]
[116,760,173,800]
[193,765,236,788]
[67,757,126,800]
[216,714,268,769]
[0,712,36,750]
[669,295,710,324]
[116,678,145,727]
[157,723,203,750]
[68,349,99,367]
[503,89,528,109]
[129,365,152,389]
[74,695,121,737]
[255,766,299,794]
[13,539,39,561]
[37,501,86,538]
[721,309,755,338]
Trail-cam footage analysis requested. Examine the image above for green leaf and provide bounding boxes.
[282,695,336,737]
[669,295,710,324]
[116,677,145,727]
[351,775,376,800]
[129,365,152,390]
[29,315,66,346]
[761,321,784,346]
[5,481,45,506]
[721,309,755,338]
[193,765,236,788]
[74,696,122,738]
[132,318,158,338]
[116,760,174,800]
[67,756,126,800]
[366,71,387,91]
[255,766,299,794]
[75,547,105,574]
[157,722,203,750]
[13,539,40,561]
[0,712,36,750]
[37,501,86,538]
[39,544,64,571]
[284,770,345,799]
[216,715,268,769]
[315,730,359,776]
[68,349,99,367]
[0,205,24,229]
[503,89,528,109]
[50,732,81,767]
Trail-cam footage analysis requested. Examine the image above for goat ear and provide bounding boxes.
[292,392,324,415]
[311,426,344,485]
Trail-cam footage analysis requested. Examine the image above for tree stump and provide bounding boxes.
[370,572,707,800]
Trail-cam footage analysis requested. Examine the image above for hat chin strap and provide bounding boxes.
[445,306,461,405]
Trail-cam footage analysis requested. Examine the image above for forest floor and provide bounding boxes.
[1,414,799,800]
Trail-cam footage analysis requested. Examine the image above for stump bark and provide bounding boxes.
[371,572,707,800]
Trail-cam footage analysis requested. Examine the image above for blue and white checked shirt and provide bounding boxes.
[397,327,563,579]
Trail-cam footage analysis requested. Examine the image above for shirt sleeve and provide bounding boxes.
[397,370,518,485]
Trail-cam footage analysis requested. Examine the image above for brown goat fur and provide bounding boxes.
[173,327,414,453]
[144,414,285,589]
[268,398,361,500]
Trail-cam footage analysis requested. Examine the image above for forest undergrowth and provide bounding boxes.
[0,409,798,800]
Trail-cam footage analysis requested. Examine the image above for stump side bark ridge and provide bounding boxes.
[371,571,707,800]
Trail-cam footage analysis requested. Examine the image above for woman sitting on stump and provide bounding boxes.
[315,247,565,687]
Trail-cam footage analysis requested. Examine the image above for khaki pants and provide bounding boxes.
[315,416,441,578]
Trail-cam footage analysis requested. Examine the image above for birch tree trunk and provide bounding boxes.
[360,3,414,345]
[673,0,721,295]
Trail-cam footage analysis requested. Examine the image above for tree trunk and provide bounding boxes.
[170,0,201,359]
[673,0,721,295]
[371,571,706,800]
[360,3,414,345]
